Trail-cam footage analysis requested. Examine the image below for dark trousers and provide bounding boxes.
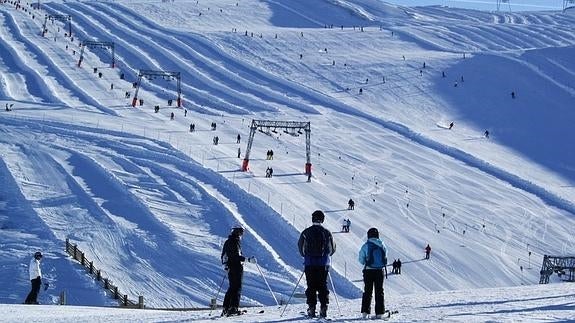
[361,269,384,314]
[25,277,41,304]
[304,266,329,308]
[223,265,243,309]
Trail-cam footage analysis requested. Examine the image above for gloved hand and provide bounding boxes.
[247,256,257,264]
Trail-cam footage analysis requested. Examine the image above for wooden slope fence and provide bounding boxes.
[65,238,144,308]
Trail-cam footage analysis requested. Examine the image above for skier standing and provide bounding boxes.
[425,244,432,260]
[358,228,387,319]
[298,210,336,318]
[221,226,253,316]
[24,251,43,304]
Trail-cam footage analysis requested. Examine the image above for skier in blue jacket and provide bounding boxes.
[358,228,387,319]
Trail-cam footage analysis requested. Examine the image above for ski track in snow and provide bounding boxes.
[0,116,359,307]
[68,1,575,216]
[0,7,116,114]
[0,10,63,103]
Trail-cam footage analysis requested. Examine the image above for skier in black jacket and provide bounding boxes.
[221,226,253,316]
[298,210,336,318]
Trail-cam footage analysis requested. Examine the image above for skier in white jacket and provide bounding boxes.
[24,251,43,304]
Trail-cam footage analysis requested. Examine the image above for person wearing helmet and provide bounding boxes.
[358,228,388,319]
[298,210,336,318]
[221,226,249,316]
[24,251,43,304]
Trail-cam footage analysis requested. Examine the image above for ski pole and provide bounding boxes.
[209,272,227,316]
[253,258,279,305]
[280,270,305,317]
[327,271,342,316]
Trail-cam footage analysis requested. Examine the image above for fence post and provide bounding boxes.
[65,239,69,254]
[89,261,93,274]
[73,244,78,260]
[138,296,144,309]
[81,251,85,266]
[104,278,109,289]
[59,290,66,305]
[123,294,128,306]
[114,286,119,299]
[97,270,101,281]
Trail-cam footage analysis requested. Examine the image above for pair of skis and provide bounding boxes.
[300,309,398,321]
[209,309,265,320]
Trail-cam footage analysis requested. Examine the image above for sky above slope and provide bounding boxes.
[1,0,575,321]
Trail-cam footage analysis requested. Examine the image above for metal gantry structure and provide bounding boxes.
[496,0,511,11]
[539,255,575,284]
[77,40,115,68]
[241,120,312,175]
[565,0,575,11]
[131,70,182,107]
[42,14,72,37]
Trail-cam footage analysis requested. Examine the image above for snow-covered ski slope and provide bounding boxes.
[1,0,574,313]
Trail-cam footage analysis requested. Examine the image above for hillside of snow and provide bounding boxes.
[1,0,574,318]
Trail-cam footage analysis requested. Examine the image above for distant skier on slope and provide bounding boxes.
[425,244,432,260]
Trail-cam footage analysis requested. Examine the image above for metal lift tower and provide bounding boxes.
[77,40,116,68]
[42,14,72,37]
[131,70,182,108]
[242,120,312,175]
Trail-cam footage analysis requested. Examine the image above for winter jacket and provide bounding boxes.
[221,235,245,268]
[298,223,336,266]
[358,238,387,269]
[29,257,41,280]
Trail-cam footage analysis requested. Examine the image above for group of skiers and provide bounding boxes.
[391,259,402,274]
[341,218,351,232]
[26,213,432,318]
[219,210,396,319]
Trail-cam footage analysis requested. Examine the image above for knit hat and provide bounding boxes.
[367,227,379,239]
[311,210,325,223]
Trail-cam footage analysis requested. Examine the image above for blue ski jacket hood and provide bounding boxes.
[358,238,387,269]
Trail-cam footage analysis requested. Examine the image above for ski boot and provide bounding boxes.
[319,305,328,318]
[306,305,316,318]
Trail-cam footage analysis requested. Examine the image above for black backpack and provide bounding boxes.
[365,242,386,268]
[305,226,328,257]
